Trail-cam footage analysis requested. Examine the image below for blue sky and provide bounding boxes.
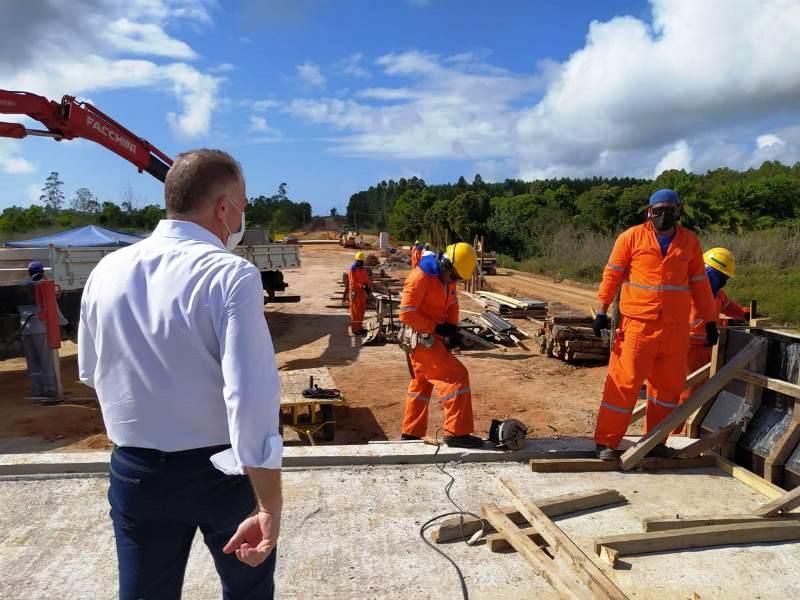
[2,0,800,214]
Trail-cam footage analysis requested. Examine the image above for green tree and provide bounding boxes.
[40,171,65,213]
[448,191,489,242]
[71,188,100,213]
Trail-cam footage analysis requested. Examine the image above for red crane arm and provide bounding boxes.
[0,90,173,182]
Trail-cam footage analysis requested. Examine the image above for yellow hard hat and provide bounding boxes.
[703,247,735,278]
[354,251,366,261]
[443,242,477,280]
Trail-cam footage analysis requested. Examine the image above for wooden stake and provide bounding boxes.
[619,337,766,470]
[641,513,800,532]
[687,329,728,438]
[595,520,800,565]
[498,477,628,600]
[483,504,591,600]
[434,488,626,543]
[754,485,800,517]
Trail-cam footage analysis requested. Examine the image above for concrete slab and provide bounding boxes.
[1,450,799,599]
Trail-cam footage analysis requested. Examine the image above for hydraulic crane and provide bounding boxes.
[0,89,172,181]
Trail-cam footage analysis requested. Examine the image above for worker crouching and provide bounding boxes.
[398,243,482,448]
[592,189,718,460]
[348,251,372,335]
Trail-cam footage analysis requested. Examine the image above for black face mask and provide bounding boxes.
[651,209,677,232]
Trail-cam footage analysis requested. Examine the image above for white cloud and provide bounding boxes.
[0,1,220,142]
[756,133,786,149]
[654,140,692,177]
[248,115,282,142]
[284,1,800,178]
[336,53,370,78]
[0,141,36,174]
[209,63,237,73]
[297,61,326,88]
[249,98,281,111]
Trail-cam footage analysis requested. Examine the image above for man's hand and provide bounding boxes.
[223,509,280,567]
[705,321,719,347]
[592,313,609,338]
[435,322,459,337]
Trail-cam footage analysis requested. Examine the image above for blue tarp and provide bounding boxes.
[4,225,144,248]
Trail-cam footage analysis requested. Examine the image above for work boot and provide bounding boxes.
[400,433,422,441]
[595,444,618,461]
[646,443,676,459]
[443,434,484,449]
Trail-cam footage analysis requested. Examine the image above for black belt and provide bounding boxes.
[113,444,231,461]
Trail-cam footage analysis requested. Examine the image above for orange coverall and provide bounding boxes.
[398,268,474,437]
[348,265,370,334]
[595,222,717,448]
[411,246,422,269]
[646,289,748,434]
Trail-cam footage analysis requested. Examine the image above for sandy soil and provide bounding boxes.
[0,244,610,450]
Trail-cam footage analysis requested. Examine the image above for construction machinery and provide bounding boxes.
[0,89,301,360]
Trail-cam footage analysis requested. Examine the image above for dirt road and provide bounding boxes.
[0,245,610,450]
[487,268,599,312]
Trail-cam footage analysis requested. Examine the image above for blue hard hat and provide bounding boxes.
[28,261,45,273]
[649,189,680,206]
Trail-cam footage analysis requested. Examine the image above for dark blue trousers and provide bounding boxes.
[109,445,276,600]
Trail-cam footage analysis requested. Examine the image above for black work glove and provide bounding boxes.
[435,323,459,337]
[592,313,609,338]
[705,321,719,347]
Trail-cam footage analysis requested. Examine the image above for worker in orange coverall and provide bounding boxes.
[591,189,718,460]
[647,247,749,434]
[410,240,423,269]
[398,242,483,448]
[348,251,372,335]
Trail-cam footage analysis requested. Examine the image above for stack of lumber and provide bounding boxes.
[530,315,609,362]
[473,291,548,319]
[460,311,529,348]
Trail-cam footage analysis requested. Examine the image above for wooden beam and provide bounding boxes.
[631,364,711,426]
[486,491,627,553]
[482,503,592,600]
[498,477,628,600]
[754,485,800,517]
[673,422,740,459]
[737,370,800,400]
[641,513,800,531]
[620,337,766,470]
[434,488,625,543]
[714,456,784,500]
[530,455,716,473]
[687,330,728,438]
[594,520,800,566]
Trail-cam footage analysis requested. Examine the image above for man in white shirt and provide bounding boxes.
[79,149,282,599]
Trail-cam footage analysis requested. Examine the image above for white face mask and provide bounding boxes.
[224,201,246,251]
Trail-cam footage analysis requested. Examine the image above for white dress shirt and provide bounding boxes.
[78,219,282,472]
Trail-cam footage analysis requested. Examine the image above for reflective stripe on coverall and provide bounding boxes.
[398,266,474,437]
[646,288,748,434]
[594,222,717,448]
[348,265,370,333]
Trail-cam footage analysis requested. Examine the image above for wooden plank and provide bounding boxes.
[687,330,728,438]
[485,491,628,553]
[482,504,590,600]
[715,456,785,499]
[754,485,800,517]
[737,370,800,400]
[629,403,646,425]
[435,488,625,543]
[279,368,345,407]
[673,422,740,459]
[530,456,716,473]
[642,514,800,532]
[594,521,800,566]
[620,338,766,470]
[498,477,628,600]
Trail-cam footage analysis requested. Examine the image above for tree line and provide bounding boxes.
[347,162,800,259]
[1,173,313,237]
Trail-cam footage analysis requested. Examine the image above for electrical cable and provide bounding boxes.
[301,385,341,400]
[418,429,486,600]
